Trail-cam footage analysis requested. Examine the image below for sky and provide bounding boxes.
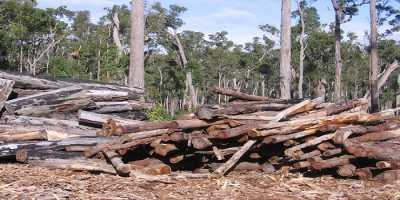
[37,0,400,45]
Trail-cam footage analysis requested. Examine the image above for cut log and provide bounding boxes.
[192,136,213,150]
[0,79,14,111]
[285,133,335,157]
[15,98,94,116]
[4,86,83,113]
[121,129,172,142]
[153,143,178,156]
[211,87,284,102]
[104,119,209,136]
[293,150,321,161]
[28,158,117,174]
[0,130,47,142]
[263,128,318,144]
[16,149,83,163]
[208,124,258,139]
[0,71,67,89]
[325,99,368,116]
[78,110,143,128]
[92,101,151,113]
[355,167,373,180]
[102,150,130,175]
[213,146,225,161]
[375,161,400,169]
[69,90,141,101]
[322,148,343,157]
[336,164,356,177]
[283,139,300,147]
[345,139,400,161]
[271,97,324,122]
[310,155,355,170]
[348,129,400,143]
[317,142,336,151]
[214,140,256,175]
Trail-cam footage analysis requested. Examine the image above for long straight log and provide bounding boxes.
[15,98,94,116]
[348,129,400,143]
[78,110,143,128]
[211,87,282,102]
[0,130,47,142]
[28,158,117,174]
[102,150,130,175]
[0,79,14,111]
[263,128,318,144]
[322,148,343,157]
[345,139,400,161]
[310,155,355,170]
[292,150,321,161]
[285,133,336,157]
[16,149,83,163]
[5,86,83,113]
[92,101,151,113]
[271,97,324,122]
[214,140,256,175]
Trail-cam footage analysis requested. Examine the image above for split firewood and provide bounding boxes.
[16,149,83,163]
[0,79,14,111]
[102,150,130,176]
[285,133,335,157]
[214,140,256,175]
[28,158,117,174]
[322,148,343,157]
[337,164,357,177]
[310,155,355,170]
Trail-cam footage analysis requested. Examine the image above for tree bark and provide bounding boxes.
[280,0,292,99]
[129,0,145,89]
[112,12,124,56]
[370,0,379,113]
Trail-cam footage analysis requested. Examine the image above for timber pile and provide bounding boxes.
[1,79,400,182]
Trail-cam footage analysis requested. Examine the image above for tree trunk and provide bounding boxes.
[331,0,343,102]
[280,0,292,99]
[370,0,379,113]
[297,0,305,99]
[0,79,14,111]
[112,12,124,56]
[129,0,145,89]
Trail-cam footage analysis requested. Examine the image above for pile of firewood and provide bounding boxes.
[1,73,400,182]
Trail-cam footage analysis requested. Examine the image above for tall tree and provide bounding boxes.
[129,0,145,89]
[297,0,306,98]
[331,0,344,102]
[280,0,292,99]
[369,0,379,112]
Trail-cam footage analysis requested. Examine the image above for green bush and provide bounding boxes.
[146,104,174,121]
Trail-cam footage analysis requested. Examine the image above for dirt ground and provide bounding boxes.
[0,164,399,200]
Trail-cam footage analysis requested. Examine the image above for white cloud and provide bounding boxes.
[210,8,256,19]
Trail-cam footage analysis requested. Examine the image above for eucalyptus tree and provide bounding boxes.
[129,0,145,89]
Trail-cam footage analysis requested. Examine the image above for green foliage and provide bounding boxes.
[146,104,174,121]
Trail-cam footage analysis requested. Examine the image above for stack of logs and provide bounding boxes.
[1,74,400,182]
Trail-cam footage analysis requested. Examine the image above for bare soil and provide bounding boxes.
[0,164,399,200]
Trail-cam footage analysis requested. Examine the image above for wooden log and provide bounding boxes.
[16,149,83,163]
[285,133,336,157]
[213,146,225,161]
[102,150,130,175]
[192,136,213,150]
[68,89,141,102]
[4,86,83,113]
[9,116,97,136]
[214,140,256,175]
[153,143,178,156]
[223,115,275,121]
[65,146,92,152]
[355,167,373,180]
[325,98,368,116]
[348,129,400,143]
[28,158,117,174]
[92,101,151,113]
[121,129,172,142]
[322,148,343,157]
[317,142,336,151]
[283,139,300,147]
[293,150,321,161]
[15,98,94,116]
[78,110,143,128]
[140,163,172,175]
[0,71,67,89]
[104,119,209,136]
[334,121,400,144]
[211,87,284,102]
[271,97,324,122]
[375,170,400,182]
[263,128,318,144]
[0,130,47,142]
[0,79,14,111]
[310,155,355,170]
[129,158,164,168]
[345,139,400,161]
[337,164,357,177]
